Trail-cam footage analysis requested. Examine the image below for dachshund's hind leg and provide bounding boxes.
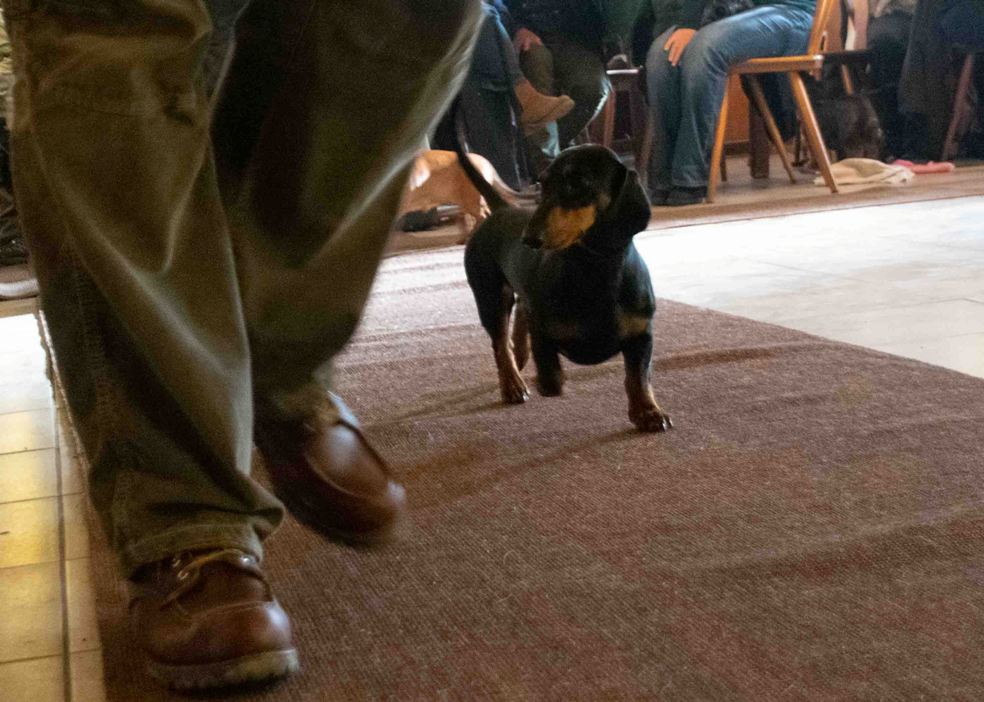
[512,302,530,371]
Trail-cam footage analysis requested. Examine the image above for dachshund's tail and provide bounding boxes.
[450,97,517,213]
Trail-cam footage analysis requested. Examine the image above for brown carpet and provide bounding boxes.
[91,248,984,700]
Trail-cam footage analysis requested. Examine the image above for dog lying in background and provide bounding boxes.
[813,93,884,160]
[398,149,518,241]
[806,71,884,160]
[455,133,672,433]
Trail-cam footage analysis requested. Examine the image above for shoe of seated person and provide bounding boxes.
[254,392,408,544]
[665,186,707,207]
[130,549,298,691]
[514,79,575,133]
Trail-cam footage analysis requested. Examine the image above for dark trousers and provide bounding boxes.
[4,0,481,575]
[519,35,611,168]
[868,12,913,157]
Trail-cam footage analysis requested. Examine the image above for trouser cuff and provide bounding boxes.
[119,523,265,579]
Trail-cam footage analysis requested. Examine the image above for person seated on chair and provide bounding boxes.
[865,0,917,159]
[643,0,816,206]
[485,1,577,133]
[433,0,574,190]
[506,0,614,172]
[937,0,984,156]
[899,0,984,159]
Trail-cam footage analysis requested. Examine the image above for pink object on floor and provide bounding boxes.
[892,159,956,174]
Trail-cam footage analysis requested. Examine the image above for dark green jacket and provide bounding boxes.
[507,0,648,48]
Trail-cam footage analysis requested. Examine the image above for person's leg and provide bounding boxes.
[479,8,574,131]
[548,36,611,146]
[7,0,481,687]
[487,5,524,84]
[215,0,480,406]
[7,0,481,570]
[939,0,984,157]
[670,6,813,190]
[518,42,562,169]
[212,0,483,541]
[4,0,303,687]
[4,0,281,577]
[645,25,684,198]
[868,12,913,158]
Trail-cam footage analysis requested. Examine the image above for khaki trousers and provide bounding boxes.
[4,0,481,575]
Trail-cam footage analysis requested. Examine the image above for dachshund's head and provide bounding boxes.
[523,145,652,252]
[813,93,884,160]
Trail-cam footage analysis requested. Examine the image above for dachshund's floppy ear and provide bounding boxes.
[607,166,652,236]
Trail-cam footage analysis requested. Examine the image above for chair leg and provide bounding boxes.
[788,72,838,194]
[839,64,855,95]
[707,79,731,204]
[746,75,796,184]
[942,53,976,161]
[637,109,654,189]
[601,91,617,149]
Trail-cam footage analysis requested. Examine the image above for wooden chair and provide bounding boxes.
[825,0,873,95]
[707,0,840,202]
[598,66,652,178]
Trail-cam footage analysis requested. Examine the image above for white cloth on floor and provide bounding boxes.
[814,158,915,186]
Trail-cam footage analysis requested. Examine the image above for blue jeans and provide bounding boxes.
[645,6,813,191]
[476,2,523,85]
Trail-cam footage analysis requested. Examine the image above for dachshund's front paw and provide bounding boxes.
[499,371,530,404]
[631,406,673,433]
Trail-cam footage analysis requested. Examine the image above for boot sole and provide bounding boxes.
[148,649,300,691]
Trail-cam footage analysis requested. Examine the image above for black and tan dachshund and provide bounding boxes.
[454,132,672,433]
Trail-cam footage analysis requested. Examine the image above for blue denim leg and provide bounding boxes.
[646,6,812,190]
[645,26,684,192]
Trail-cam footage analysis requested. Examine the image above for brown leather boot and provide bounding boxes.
[255,392,408,544]
[514,79,575,133]
[130,549,298,691]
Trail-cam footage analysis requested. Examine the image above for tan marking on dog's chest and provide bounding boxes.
[545,205,597,249]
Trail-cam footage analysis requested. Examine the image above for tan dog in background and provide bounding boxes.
[399,149,515,242]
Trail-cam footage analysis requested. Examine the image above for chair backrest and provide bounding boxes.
[807,0,840,54]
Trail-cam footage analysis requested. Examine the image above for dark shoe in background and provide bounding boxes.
[665,186,707,207]
[514,78,575,134]
[255,392,408,544]
[396,204,463,232]
[0,192,39,301]
[130,549,299,691]
[648,189,669,206]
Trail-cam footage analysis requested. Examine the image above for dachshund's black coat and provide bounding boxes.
[455,137,672,432]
